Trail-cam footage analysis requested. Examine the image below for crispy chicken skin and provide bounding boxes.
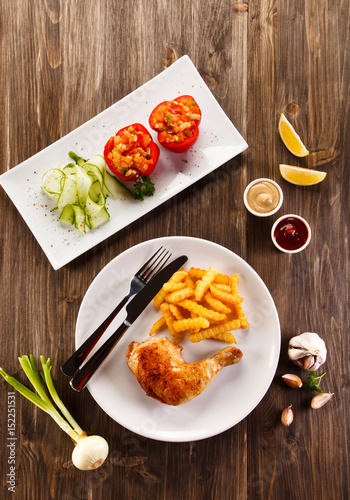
[126,336,243,405]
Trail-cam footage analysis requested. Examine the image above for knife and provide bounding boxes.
[61,247,170,377]
[69,254,188,392]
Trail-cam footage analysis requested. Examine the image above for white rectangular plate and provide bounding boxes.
[0,56,248,270]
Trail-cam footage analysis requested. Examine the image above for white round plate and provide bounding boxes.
[75,236,280,442]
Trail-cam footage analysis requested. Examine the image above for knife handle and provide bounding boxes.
[69,320,130,392]
[61,295,129,377]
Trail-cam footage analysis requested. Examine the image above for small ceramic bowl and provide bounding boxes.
[243,178,283,217]
[271,214,311,253]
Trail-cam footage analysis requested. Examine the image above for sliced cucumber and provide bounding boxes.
[88,206,110,229]
[41,169,65,196]
[59,204,75,225]
[103,168,131,199]
[76,165,92,208]
[63,162,76,173]
[42,151,123,234]
[89,180,106,205]
[68,151,86,166]
[83,163,104,187]
[85,194,104,216]
[87,155,107,172]
[73,205,86,233]
[60,204,86,233]
[57,177,78,210]
[63,163,77,178]
[62,165,77,184]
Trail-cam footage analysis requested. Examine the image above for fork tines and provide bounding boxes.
[138,246,172,281]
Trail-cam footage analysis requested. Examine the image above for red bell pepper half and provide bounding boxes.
[103,123,160,182]
[149,95,201,153]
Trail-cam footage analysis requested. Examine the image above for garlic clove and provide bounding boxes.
[281,405,294,426]
[287,349,308,362]
[72,435,109,470]
[288,332,327,371]
[311,392,334,409]
[299,355,315,370]
[282,374,303,389]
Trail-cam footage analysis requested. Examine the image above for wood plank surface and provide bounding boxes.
[0,1,349,499]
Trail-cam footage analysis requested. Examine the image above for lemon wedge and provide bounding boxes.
[279,164,327,186]
[278,113,309,157]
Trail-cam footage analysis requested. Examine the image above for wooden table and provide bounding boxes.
[1,1,349,499]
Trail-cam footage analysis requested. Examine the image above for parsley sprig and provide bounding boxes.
[303,371,326,393]
[132,176,155,201]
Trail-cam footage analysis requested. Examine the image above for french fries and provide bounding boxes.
[194,266,217,301]
[149,316,166,336]
[150,266,249,344]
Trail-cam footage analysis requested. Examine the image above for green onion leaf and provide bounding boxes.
[1,357,82,443]
[18,355,51,405]
[40,356,83,435]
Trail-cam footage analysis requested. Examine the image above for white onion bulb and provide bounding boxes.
[72,435,109,471]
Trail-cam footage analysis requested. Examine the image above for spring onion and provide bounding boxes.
[0,355,109,470]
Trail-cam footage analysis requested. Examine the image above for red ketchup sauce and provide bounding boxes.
[273,217,309,251]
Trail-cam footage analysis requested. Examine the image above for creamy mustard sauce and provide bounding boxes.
[246,181,280,214]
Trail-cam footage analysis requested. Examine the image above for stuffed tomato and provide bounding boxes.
[103,123,160,182]
[149,95,201,153]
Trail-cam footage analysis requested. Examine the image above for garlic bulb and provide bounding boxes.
[72,435,109,470]
[288,332,327,371]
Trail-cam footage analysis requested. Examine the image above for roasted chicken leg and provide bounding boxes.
[126,336,243,405]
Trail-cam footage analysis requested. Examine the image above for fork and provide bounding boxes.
[61,246,171,377]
